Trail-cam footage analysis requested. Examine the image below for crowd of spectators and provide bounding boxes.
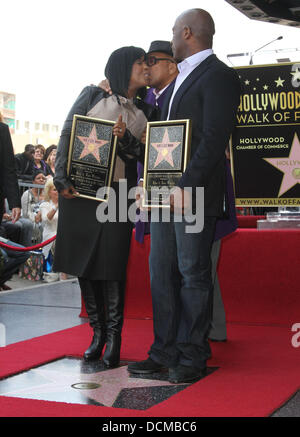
[0,143,65,284]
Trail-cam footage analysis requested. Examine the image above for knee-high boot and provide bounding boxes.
[79,278,106,361]
[102,280,125,368]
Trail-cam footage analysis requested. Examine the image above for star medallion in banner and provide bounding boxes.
[274,77,285,88]
[151,128,181,168]
[263,133,300,196]
[77,125,109,162]
[290,68,300,82]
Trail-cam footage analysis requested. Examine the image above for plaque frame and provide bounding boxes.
[142,119,192,208]
[67,114,118,202]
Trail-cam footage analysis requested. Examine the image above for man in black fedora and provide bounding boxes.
[144,40,178,109]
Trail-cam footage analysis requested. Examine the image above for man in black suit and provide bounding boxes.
[0,122,21,225]
[128,9,241,383]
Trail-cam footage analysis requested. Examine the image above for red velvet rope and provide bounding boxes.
[0,235,56,252]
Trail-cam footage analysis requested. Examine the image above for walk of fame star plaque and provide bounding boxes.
[67,115,117,201]
[142,120,192,207]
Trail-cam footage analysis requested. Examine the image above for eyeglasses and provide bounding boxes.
[146,56,176,67]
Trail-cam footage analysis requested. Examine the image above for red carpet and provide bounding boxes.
[2,227,300,417]
[0,320,299,417]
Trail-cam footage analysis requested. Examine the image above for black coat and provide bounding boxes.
[53,86,158,279]
[0,122,20,224]
[14,153,34,181]
[161,54,241,217]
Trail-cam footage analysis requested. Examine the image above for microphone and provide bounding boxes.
[227,52,250,66]
[227,52,250,58]
[249,36,283,65]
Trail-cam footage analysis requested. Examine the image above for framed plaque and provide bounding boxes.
[67,115,117,202]
[142,119,192,208]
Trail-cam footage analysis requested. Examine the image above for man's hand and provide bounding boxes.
[3,213,11,221]
[60,186,79,199]
[11,207,21,224]
[169,187,192,213]
[98,79,112,95]
[135,180,150,211]
[113,115,126,139]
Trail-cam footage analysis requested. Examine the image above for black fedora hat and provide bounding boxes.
[147,40,173,56]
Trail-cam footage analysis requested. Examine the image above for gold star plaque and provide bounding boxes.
[67,115,117,202]
[142,119,192,208]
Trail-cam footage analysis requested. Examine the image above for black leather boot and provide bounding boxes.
[102,280,125,368]
[79,278,106,361]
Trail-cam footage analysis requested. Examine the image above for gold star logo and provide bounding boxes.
[275,77,285,87]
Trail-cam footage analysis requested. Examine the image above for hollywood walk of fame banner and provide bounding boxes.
[231,62,300,207]
[142,119,192,208]
[67,115,117,201]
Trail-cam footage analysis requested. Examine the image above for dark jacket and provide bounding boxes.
[0,122,21,224]
[53,86,158,279]
[14,152,34,181]
[161,54,241,217]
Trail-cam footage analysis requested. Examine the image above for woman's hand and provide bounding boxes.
[60,186,79,199]
[113,115,126,139]
[11,208,21,224]
[35,211,42,223]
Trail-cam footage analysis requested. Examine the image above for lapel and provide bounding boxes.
[166,54,217,120]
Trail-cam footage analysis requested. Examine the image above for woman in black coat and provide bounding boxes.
[54,46,157,368]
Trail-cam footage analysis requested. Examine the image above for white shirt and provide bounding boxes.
[40,200,58,258]
[153,84,170,105]
[167,49,213,120]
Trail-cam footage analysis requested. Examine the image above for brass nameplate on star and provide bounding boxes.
[67,115,117,202]
[71,382,101,390]
[231,62,300,207]
[142,119,192,208]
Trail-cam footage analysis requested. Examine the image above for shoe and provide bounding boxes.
[1,284,11,290]
[128,357,166,374]
[168,364,207,384]
[44,272,60,283]
[83,328,106,361]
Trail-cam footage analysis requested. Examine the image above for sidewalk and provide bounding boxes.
[2,273,76,292]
